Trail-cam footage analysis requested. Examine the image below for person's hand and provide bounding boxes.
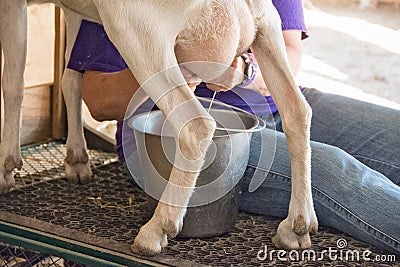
[180,65,202,92]
[250,66,269,96]
[180,53,270,96]
[205,56,245,92]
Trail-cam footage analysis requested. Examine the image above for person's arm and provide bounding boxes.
[203,56,246,92]
[81,54,247,121]
[282,30,303,76]
[81,69,140,121]
[81,53,249,121]
[179,53,250,93]
[250,29,303,95]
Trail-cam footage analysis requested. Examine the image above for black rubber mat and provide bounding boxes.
[0,141,398,266]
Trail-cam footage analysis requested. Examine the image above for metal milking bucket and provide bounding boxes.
[130,98,265,237]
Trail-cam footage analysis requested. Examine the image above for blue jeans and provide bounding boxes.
[240,88,400,255]
[125,88,400,255]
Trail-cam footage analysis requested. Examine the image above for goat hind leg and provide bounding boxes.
[62,68,92,184]
[0,0,27,192]
[62,12,91,184]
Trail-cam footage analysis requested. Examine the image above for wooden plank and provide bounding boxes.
[25,4,55,88]
[51,7,66,140]
[20,86,52,145]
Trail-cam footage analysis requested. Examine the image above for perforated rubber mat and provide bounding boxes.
[0,141,398,266]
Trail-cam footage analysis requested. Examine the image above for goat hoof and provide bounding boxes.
[0,170,15,193]
[65,149,89,165]
[0,155,22,193]
[65,161,92,184]
[64,148,92,184]
[273,217,313,250]
[163,217,183,239]
[4,155,23,172]
[293,215,308,236]
[132,220,168,256]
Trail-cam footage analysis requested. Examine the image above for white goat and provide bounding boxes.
[0,0,318,255]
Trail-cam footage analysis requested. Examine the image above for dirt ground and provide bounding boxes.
[297,0,400,109]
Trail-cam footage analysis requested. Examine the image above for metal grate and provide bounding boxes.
[0,141,117,267]
[0,243,83,267]
[0,141,397,266]
[13,141,117,190]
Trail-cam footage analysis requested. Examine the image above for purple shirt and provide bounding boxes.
[67,0,308,162]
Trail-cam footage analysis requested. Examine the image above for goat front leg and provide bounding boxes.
[131,88,215,255]
[62,12,91,184]
[130,75,215,255]
[250,0,318,249]
[0,0,26,192]
[131,81,215,255]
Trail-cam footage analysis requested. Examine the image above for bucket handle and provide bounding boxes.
[198,96,267,133]
[254,115,267,131]
[214,115,265,133]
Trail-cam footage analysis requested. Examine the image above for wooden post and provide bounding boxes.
[51,7,67,139]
